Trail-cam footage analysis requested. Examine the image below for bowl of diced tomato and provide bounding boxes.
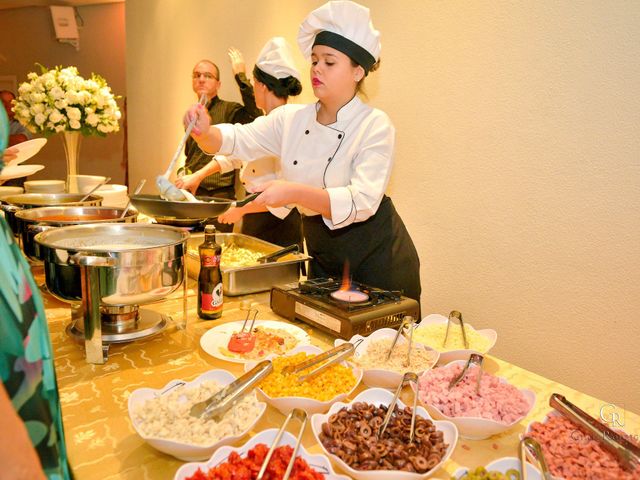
[174,428,351,480]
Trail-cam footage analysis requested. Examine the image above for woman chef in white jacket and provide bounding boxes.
[184,0,421,302]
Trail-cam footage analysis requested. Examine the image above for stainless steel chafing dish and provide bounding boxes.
[36,223,189,364]
[186,233,311,296]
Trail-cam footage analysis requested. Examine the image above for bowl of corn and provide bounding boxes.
[413,314,497,364]
[244,344,363,415]
[335,328,440,389]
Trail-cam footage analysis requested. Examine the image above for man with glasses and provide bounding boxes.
[181,59,262,231]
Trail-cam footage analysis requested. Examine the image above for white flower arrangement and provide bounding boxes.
[13,65,121,137]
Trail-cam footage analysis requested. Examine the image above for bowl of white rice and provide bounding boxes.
[335,328,440,389]
[128,369,266,461]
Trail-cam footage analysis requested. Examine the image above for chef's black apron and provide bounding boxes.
[241,209,303,249]
[302,195,421,304]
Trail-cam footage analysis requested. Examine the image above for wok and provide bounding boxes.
[130,193,259,220]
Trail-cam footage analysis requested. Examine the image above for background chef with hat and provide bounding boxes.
[213,37,305,250]
[183,0,421,303]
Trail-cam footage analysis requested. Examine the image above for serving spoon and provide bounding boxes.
[118,179,146,219]
[156,93,207,201]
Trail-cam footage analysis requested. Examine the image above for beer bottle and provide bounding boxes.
[198,225,223,320]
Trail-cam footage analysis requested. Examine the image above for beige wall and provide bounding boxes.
[0,3,126,183]
[126,1,640,413]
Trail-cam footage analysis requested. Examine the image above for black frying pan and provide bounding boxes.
[130,193,259,220]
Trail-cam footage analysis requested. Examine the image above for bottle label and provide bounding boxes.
[201,282,223,313]
[202,254,220,268]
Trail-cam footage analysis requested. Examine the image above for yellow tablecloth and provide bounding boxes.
[42,279,639,480]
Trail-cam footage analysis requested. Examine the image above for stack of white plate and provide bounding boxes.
[24,180,66,193]
[0,186,24,200]
[95,184,128,208]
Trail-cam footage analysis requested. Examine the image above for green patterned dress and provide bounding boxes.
[0,215,73,479]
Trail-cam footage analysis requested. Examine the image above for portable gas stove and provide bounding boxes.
[270,278,420,339]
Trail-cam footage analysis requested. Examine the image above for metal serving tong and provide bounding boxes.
[519,437,552,480]
[448,353,484,394]
[238,300,259,332]
[379,372,420,443]
[257,244,299,263]
[281,340,362,384]
[386,315,416,367]
[550,393,640,472]
[189,360,272,420]
[443,310,469,349]
[256,408,308,480]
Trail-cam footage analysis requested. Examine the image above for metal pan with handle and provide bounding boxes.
[130,192,260,220]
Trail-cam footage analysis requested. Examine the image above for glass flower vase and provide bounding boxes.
[62,130,82,193]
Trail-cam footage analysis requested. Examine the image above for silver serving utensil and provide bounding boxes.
[78,176,111,203]
[157,93,207,201]
[256,408,308,480]
[443,310,469,349]
[378,372,420,444]
[238,300,259,333]
[519,437,553,480]
[550,393,640,472]
[118,179,146,219]
[386,315,416,367]
[448,353,484,394]
[189,360,272,420]
[281,340,362,384]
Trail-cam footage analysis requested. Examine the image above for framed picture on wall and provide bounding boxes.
[0,75,17,94]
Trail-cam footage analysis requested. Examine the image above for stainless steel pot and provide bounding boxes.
[35,223,189,364]
[15,206,138,262]
[1,193,103,236]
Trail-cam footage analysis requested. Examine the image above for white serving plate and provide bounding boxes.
[416,360,536,440]
[128,369,266,461]
[244,344,362,415]
[174,428,351,480]
[414,314,497,364]
[200,319,311,364]
[452,457,542,479]
[6,138,47,166]
[24,179,66,193]
[311,388,458,480]
[335,328,439,389]
[0,186,24,199]
[0,164,45,181]
[95,184,128,207]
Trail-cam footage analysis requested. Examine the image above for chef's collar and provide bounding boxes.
[315,94,363,126]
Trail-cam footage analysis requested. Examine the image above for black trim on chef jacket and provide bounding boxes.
[302,196,421,306]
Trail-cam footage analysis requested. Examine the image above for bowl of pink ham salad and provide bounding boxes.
[416,361,535,440]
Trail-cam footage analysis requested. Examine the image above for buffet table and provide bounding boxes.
[41,276,640,480]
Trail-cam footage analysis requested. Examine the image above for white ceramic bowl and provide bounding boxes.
[24,179,66,193]
[311,388,458,480]
[414,314,497,364]
[244,344,363,415]
[68,174,107,194]
[416,360,536,440]
[95,184,128,207]
[128,369,267,461]
[0,186,24,199]
[335,328,439,389]
[452,457,542,479]
[174,428,351,480]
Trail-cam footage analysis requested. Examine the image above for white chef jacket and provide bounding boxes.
[213,95,395,230]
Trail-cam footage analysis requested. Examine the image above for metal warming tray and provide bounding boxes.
[186,232,310,296]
